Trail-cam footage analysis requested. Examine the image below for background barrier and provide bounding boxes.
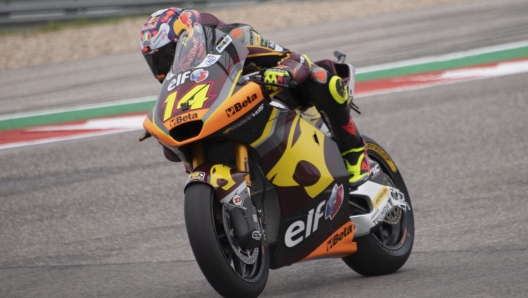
[0,0,271,25]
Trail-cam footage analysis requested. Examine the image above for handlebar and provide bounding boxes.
[240,50,347,88]
[239,71,297,89]
[334,51,346,63]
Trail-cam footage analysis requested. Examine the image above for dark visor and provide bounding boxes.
[142,42,176,81]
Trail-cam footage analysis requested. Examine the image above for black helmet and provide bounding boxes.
[140,8,195,82]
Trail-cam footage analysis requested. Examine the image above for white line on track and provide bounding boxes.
[1,40,527,122]
[357,40,528,73]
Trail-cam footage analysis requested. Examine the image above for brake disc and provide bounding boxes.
[222,205,259,265]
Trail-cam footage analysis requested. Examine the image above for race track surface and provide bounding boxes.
[1,0,528,297]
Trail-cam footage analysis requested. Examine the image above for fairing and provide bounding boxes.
[142,27,265,147]
[142,24,357,270]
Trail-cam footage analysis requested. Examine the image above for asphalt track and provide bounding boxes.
[1,0,528,297]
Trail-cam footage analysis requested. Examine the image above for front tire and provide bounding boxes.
[342,136,415,276]
[184,183,269,298]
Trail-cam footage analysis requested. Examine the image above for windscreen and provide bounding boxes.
[172,28,207,73]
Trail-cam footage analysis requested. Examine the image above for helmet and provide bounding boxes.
[140,8,185,82]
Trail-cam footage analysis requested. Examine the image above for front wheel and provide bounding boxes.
[342,136,415,276]
[184,183,269,298]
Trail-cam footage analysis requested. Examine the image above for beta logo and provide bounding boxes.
[326,224,353,252]
[169,112,198,128]
[284,184,344,248]
[225,94,258,117]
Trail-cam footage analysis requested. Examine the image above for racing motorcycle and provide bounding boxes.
[140,25,414,298]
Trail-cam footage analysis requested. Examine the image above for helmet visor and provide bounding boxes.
[142,42,176,82]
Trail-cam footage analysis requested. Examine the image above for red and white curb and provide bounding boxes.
[356,58,528,97]
[1,58,528,151]
[0,114,145,150]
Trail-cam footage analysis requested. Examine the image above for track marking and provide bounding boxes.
[1,41,528,150]
[358,40,528,73]
[356,58,528,97]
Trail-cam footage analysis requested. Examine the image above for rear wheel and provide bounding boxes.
[342,136,414,276]
[184,183,269,298]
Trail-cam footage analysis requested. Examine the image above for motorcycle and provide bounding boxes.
[140,24,414,298]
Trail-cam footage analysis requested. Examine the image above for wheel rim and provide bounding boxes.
[369,157,411,250]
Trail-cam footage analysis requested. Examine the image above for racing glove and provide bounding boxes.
[263,68,292,92]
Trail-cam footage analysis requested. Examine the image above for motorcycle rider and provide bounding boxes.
[140,8,370,187]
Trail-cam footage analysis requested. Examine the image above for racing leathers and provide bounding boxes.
[184,11,370,187]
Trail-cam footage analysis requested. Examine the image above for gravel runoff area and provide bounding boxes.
[0,0,476,72]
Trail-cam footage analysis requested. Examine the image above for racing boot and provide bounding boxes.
[342,144,370,188]
[294,66,370,188]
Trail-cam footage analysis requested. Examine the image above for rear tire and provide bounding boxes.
[184,183,269,298]
[342,136,414,276]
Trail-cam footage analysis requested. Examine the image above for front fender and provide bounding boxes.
[185,162,248,203]
[185,162,262,248]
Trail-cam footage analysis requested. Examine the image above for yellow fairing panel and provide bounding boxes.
[266,115,334,198]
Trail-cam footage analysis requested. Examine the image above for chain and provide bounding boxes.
[348,201,368,212]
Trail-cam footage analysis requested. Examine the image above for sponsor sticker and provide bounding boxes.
[189,171,205,181]
[268,40,283,52]
[371,199,394,225]
[168,69,208,91]
[225,94,258,118]
[190,69,209,83]
[260,37,268,47]
[372,186,389,210]
[367,143,398,172]
[284,184,343,248]
[150,24,170,49]
[169,112,199,128]
[177,37,200,71]
[370,161,381,178]
[326,224,354,252]
[325,184,344,220]
[233,194,244,206]
[216,35,233,53]
[141,32,151,47]
[223,104,264,134]
[196,54,221,68]
[142,17,158,31]
[179,11,193,29]
[193,23,202,33]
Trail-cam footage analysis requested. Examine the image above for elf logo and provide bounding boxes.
[285,184,344,248]
[325,184,343,220]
